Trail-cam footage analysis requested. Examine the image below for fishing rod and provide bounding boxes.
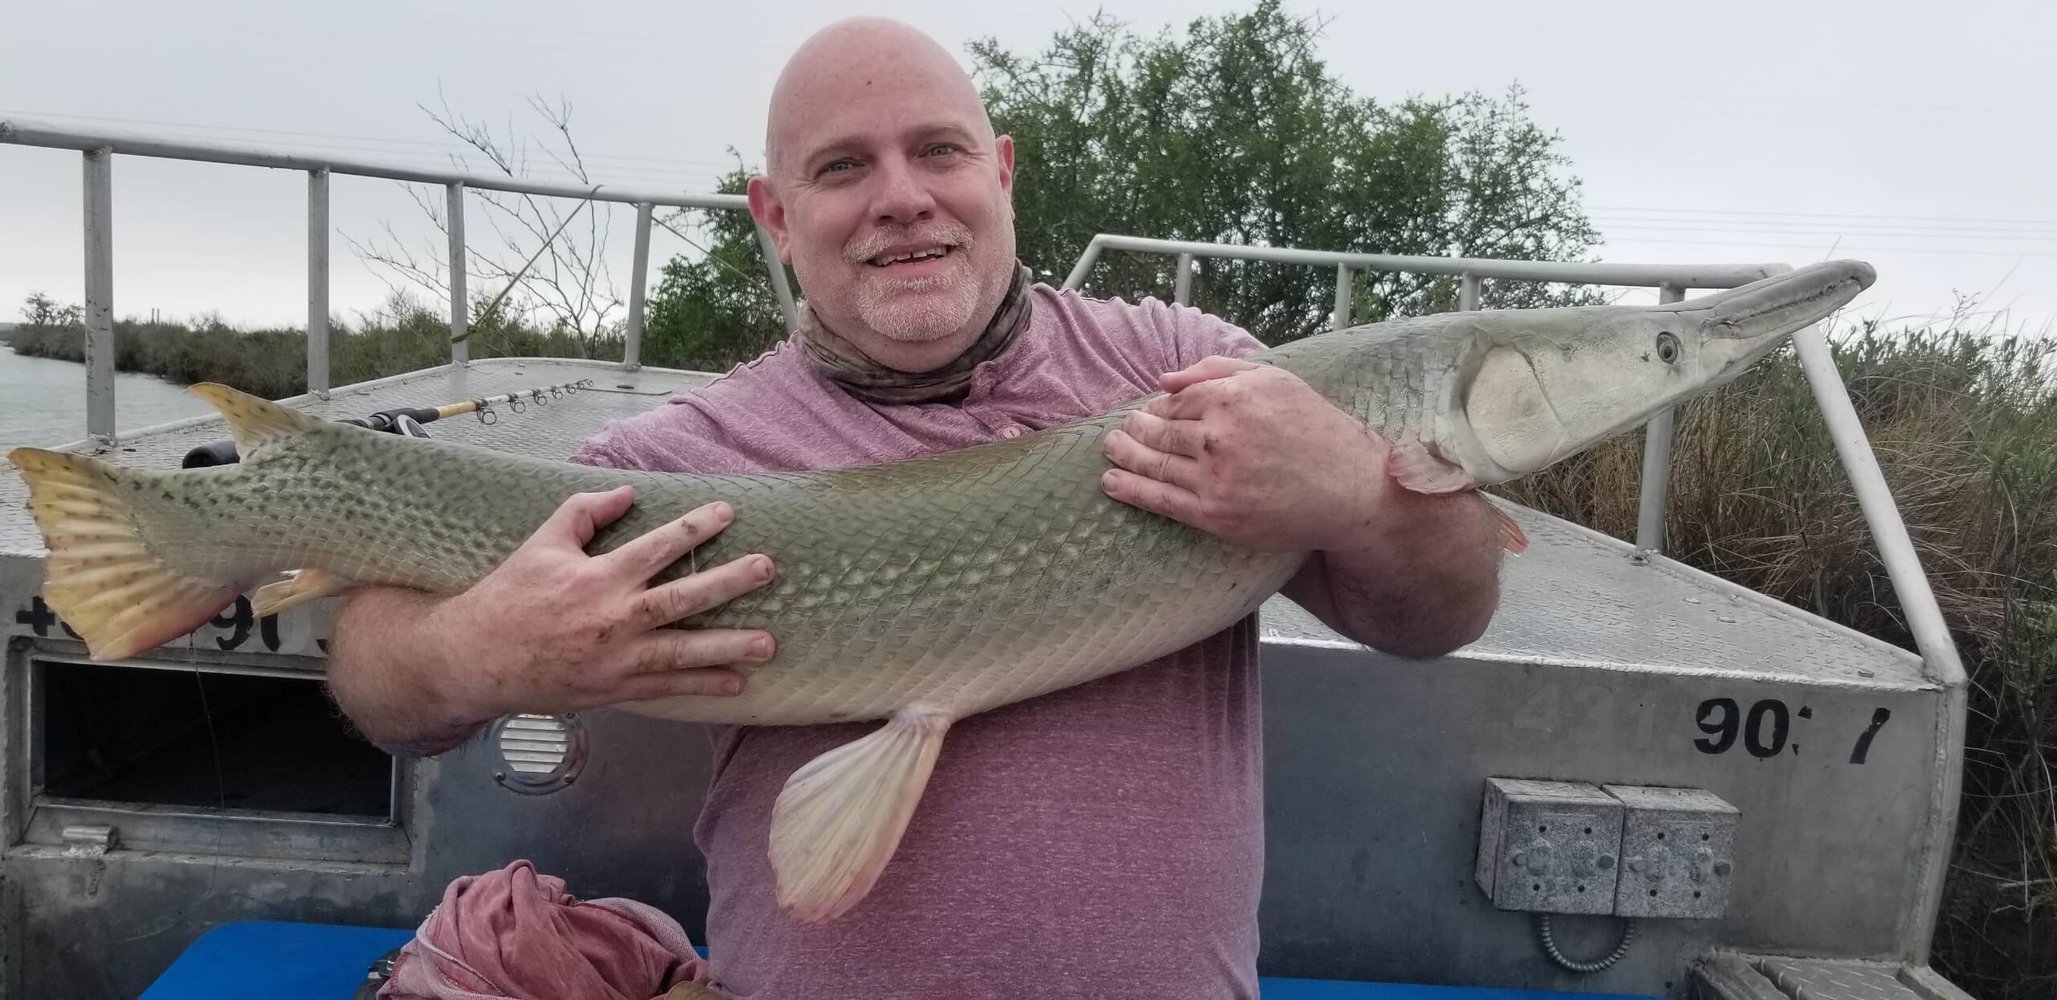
[180,378,596,468]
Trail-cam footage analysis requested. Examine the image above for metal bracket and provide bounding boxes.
[60,823,117,856]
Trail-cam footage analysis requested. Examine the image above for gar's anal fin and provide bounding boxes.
[251,569,353,618]
[5,447,241,661]
[769,707,952,924]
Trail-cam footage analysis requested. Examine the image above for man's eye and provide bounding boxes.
[926,144,958,156]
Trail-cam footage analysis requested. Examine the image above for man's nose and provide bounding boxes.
[870,155,935,225]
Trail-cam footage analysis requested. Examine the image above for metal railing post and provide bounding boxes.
[307,168,330,395]
[1061,237,1106,291]
[446,182,467,365]
[1634,285,1685,553]
[1174,253,1195,305]
[82,147,115,444]
[1459,273,1481,312]
[1332,263,1353,331]
[625,202,652,369]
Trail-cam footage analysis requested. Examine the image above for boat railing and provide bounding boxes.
[0,118,1964,691]
[0,115,800,432]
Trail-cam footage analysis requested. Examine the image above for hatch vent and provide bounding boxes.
[490,713,587,794]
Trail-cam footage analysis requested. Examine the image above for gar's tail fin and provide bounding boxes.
[6,447,240,661]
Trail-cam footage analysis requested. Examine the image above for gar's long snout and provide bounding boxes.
[1683,259,1877,339]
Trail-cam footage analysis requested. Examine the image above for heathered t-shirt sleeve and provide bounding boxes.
[1158,297,1269,369]
[1106,293,1266,368]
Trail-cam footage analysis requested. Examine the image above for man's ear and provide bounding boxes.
[746,174,791,262]
[995,134,1015,199]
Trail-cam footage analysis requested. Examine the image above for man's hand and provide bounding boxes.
[326,486,775,755]
[1098,356,1390,552]
[1098,355,1502,657]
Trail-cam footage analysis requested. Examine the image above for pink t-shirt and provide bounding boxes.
[572,284,1268,999]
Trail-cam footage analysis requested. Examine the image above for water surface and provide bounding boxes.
[0,347,216,448]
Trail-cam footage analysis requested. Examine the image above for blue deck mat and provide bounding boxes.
[141,920,1659,999]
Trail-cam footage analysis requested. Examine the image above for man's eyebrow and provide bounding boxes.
[798,136,865,168]
[798,123,981,167]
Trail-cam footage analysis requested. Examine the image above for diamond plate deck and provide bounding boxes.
[1692,954,1794,1000]
[1756,959,1926,1000]
[1690,955,1955,1000]
[2,356,1927,691]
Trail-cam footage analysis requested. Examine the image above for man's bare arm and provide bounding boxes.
[1278,489,1502,658]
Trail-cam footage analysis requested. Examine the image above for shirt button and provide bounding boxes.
[1000,426,1023,439]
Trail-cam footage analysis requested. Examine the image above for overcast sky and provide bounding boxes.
[2,0,2052,337]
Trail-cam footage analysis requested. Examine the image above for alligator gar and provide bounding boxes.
[6,258,1874,923]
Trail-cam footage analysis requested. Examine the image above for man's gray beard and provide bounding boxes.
[853,266,986,344]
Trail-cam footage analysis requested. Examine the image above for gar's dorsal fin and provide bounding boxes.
[188,383,326,457]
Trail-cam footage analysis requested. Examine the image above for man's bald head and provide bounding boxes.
[746,17,1018,371]
[764,17,995,179]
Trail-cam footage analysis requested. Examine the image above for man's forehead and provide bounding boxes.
[764,19,990,170]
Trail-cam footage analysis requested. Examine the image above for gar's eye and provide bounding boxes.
[1655,332,1681,365]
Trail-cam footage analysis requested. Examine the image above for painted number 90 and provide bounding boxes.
[1693,697,1891,765]
[1695,697,1788,758]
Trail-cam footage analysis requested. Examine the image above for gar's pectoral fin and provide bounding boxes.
[1386,440,1528,553]
[251,568,353,618]
[769,707,952,923]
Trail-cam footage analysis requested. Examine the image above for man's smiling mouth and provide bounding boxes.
[869,246,953,267]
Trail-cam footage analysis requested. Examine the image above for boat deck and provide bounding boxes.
[1,356,1928,691]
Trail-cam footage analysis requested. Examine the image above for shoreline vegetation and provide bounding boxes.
[11,290,2056,997]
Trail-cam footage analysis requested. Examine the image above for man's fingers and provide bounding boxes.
[617,629,773,681]
[627,552,778,631]
[1118,409,1211,458]
[1159,355,1258,393]
[538,485,637,547]
[1145,378,1233,421]
[1101,467,1205,526]
[604,501,735,579]
[1103,427,1201,491]
[618,665,754,701]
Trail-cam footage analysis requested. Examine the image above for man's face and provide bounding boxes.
[749,48,1017,359]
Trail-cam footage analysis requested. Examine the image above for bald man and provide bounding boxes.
[328,17,1503,999]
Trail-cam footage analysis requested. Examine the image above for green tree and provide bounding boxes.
[642,165,793,372]
[972,2,1600,343]
[644,0,1602,360]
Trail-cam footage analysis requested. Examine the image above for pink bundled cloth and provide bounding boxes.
[379,860,715,1000]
